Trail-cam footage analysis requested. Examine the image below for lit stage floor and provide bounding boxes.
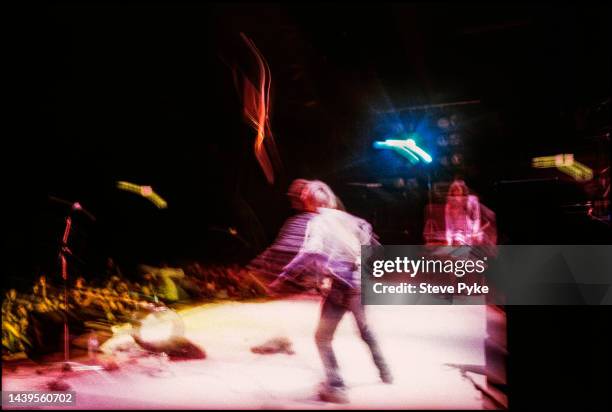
[3,297,490,409]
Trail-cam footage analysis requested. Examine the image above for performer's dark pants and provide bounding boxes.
[315,281,390,388]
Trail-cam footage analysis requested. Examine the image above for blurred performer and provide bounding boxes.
[247,179,318,291]
[253,179,392,403]
[445,179,482,246]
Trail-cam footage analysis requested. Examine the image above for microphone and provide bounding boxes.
[49,196,96,222]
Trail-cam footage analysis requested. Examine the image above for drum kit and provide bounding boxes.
[45,191,179,377]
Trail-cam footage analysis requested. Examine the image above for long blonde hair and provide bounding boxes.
[287,179,338,211]
[448,180,469,197]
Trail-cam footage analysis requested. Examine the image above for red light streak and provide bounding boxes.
[239,33,278,184]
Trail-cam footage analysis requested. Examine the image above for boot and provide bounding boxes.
[318,382,349,404]
[380,368,394,384]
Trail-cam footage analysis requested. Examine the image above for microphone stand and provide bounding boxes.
[49,197,102,372]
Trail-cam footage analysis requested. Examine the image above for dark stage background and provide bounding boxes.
[5,4,612,408]
[7,4,609,286]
